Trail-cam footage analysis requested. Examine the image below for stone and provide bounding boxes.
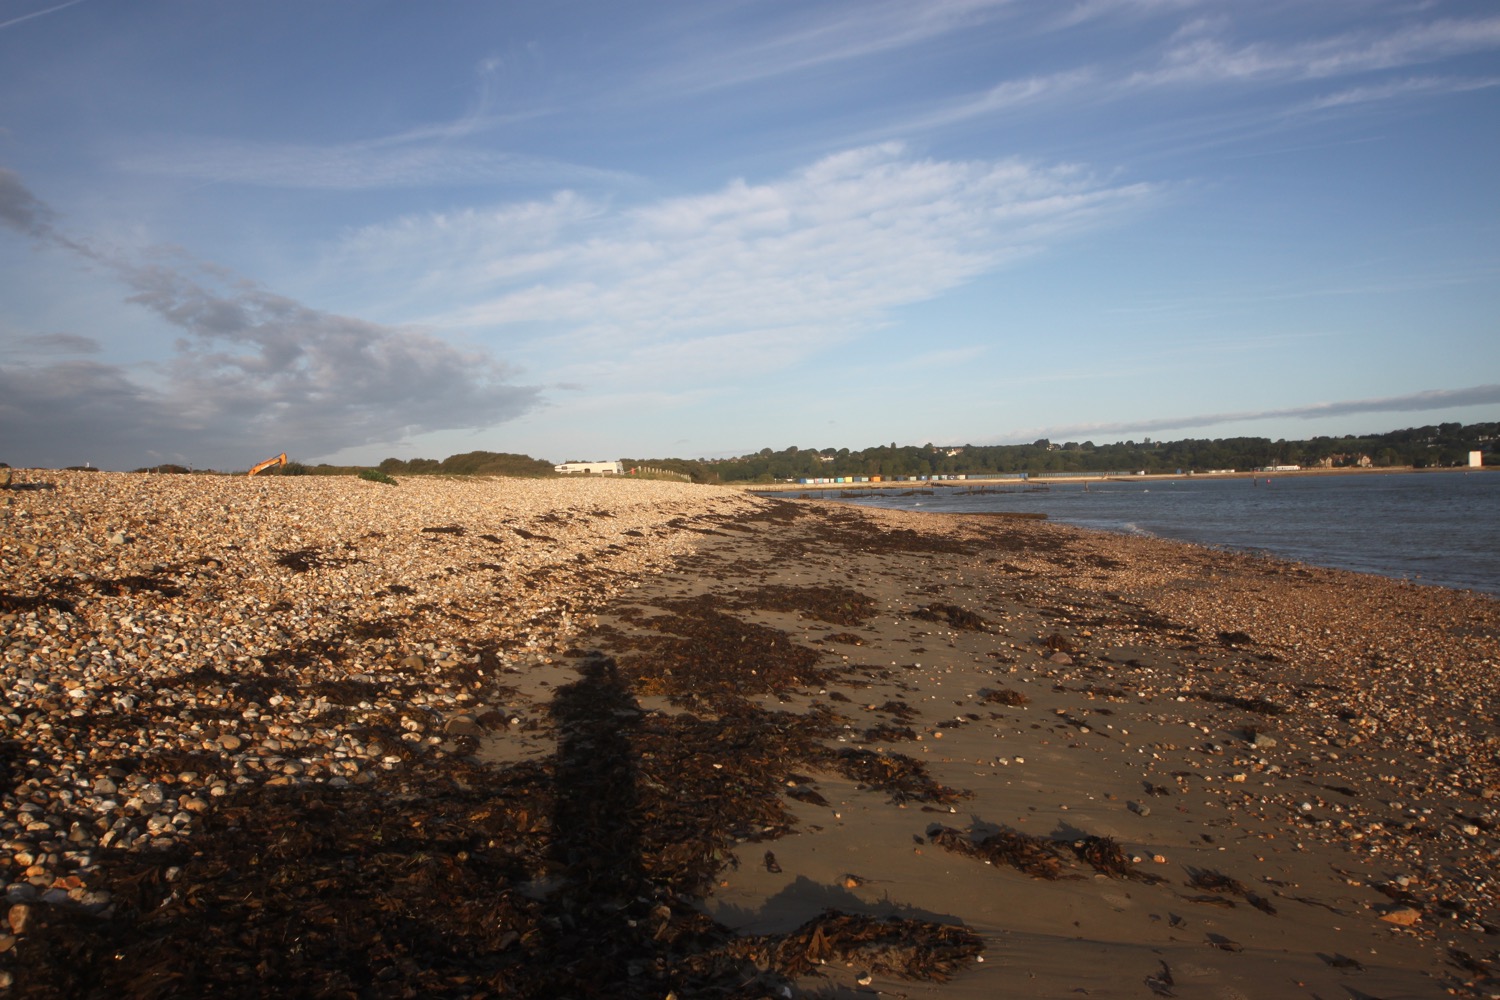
[1251,733,1278,749]
[1379,906,1421,926]
[218,734,242,751]
[445,716,483,737]
[7,903,33,934]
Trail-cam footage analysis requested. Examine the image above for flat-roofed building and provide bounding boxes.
[554,461,623,475]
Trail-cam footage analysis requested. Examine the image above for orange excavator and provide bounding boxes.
[247,452,287,477]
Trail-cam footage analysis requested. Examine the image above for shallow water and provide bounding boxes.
[828,471,1500,595]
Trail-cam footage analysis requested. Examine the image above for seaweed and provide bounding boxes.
[912,603,996,632]
[930,825,1067,880]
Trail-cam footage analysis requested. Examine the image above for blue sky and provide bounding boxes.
[1,0,1496,469]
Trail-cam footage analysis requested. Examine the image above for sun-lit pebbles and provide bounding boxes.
[0,470,762,920]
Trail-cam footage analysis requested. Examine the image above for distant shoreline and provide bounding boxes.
[741,463,1490,492]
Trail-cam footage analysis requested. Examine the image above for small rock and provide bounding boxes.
[1251,733,1278,749]
[219,734,243,751]
[1128,801,1151,817]
[1048,652,1073,665]
[1379,906,1421,926]
[7,903,34,934]
[445,716,483,737]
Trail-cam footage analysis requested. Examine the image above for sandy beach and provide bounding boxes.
[2,471,1497,998]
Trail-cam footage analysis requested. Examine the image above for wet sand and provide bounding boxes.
[2,474,1497,997]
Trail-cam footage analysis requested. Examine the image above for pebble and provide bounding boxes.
[0,470,758,923]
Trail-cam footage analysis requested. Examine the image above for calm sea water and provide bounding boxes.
[824,471,1500,596]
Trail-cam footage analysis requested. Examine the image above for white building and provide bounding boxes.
[1471,451,1484,468]
[554,461,623,475]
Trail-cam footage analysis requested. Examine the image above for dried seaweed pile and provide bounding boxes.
[726,583,877,627]
[608,596,830,707]
[930,825,1068,880]
[829,749,971,805]
[729,910,984,982]
[977,686,1029,707]
[912,603,998,633]
[930,826,1164,884]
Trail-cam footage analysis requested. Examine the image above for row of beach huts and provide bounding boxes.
[795,473,1029,484]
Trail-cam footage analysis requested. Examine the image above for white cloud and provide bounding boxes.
[1132,14,1500,87]
[857,70,1096,139]
[331,144,1154,386]
[1294,74,1500,113]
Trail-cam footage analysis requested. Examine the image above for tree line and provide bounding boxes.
[102,421,1495,481]
[625,421,1497,483]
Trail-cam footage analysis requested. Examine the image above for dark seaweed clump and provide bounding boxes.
[930,825,1067,880]
[912,603,997,633]
[728,583,877,627]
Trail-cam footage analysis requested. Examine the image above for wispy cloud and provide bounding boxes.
[1132,15,1500,87]
[642,0,1021,95]
[329,144,1154,386]
[1049,0,1205,31]
[2,332,100,355]
[1293,73,1500,113]
[0,0,85,32]
[860,70,1095,138]
[1004,385,1500,442]
[114,56,622,192]
[0,168,541,468]
[118,139,627,191]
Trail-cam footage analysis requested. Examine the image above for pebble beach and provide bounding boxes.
[2,470,1497,997]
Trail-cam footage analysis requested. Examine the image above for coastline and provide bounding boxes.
[2,472,1497,996]
[742,464,1493,492]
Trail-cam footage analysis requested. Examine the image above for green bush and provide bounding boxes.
[358,468,398,486]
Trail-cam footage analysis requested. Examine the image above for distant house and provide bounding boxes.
[1471,451,1484,468]
[554,461,623,475]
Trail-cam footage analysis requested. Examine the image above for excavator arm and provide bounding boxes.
[248,452,287,477]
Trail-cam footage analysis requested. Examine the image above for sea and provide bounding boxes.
[819,471,1500,596]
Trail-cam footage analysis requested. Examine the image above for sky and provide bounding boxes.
[0,0,1497,470]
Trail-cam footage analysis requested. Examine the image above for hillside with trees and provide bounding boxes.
[626,422,1497,484]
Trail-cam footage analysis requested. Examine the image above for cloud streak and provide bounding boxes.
[647,0,1022,95]
[0,169,541,469]
[332,143,1154,386]
[1131,15,1500,87]
[117,138,627,192]
[1008,385,1500,443]
[0,0,85,32]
